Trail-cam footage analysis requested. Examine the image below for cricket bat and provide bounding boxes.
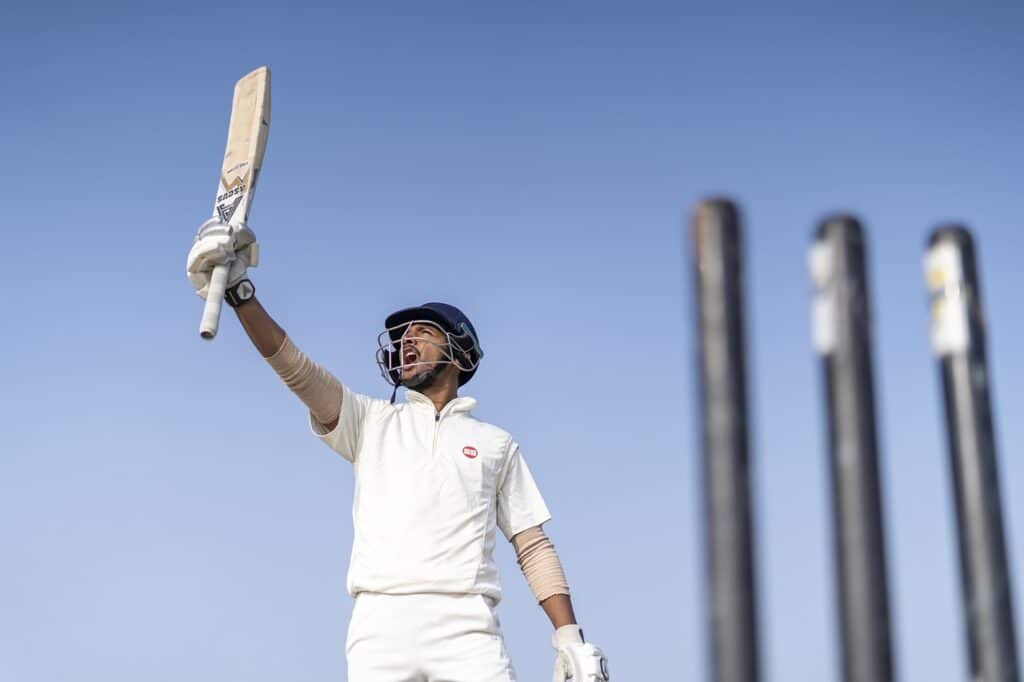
[199,66,271,339]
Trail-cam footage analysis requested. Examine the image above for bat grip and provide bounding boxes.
[199,263,231,339]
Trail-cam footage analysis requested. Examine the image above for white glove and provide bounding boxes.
[186,218,259,299]
[552,625,610,681]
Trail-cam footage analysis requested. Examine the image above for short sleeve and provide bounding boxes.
[497,440,552,540]
[309,383,371,463]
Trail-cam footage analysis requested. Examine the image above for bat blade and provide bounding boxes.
[199,66,271,340]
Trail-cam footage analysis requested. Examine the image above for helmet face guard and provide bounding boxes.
[376,315,483,388]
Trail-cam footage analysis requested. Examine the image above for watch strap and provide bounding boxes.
[224,278,255,308]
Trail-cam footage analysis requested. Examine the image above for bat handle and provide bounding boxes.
[199,262,231,339]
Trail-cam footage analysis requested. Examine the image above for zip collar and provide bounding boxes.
[404,389,477,419]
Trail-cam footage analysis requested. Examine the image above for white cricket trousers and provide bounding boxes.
[346,592,518,681]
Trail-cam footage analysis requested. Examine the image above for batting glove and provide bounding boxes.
[551,625,610,681]
[186,218,259,300]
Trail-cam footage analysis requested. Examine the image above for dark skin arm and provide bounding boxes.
[234,296,286,357]
[511,526,578,630]
[541,594,578,629]
[233,296,339,430]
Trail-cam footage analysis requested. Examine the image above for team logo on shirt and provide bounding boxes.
[462,446,478,459]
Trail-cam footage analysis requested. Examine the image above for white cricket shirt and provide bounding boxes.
[311,386,551,602]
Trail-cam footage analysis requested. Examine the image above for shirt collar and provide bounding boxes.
[404,389,477,416]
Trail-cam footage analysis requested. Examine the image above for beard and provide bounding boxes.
[400,362,443,391]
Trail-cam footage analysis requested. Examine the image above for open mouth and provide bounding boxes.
[402,349,419,366]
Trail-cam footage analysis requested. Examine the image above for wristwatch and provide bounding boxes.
[224,278,255,308]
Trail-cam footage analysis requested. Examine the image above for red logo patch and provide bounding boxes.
[462,446,478,459]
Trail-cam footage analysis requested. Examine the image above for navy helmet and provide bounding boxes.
[378,302,484,386]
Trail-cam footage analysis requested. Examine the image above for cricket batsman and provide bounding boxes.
[187,220,610,681]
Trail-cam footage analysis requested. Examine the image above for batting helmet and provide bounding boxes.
[377,302,485,387]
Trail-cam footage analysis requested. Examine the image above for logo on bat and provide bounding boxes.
[219,168,250,198]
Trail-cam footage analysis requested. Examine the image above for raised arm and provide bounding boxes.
[233,296,342,431]
[185,220,342,431]
[234,295,287,357]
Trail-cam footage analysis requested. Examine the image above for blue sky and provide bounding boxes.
[2,2,1022,680]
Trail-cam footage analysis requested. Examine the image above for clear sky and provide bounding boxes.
[2,2,1022,680]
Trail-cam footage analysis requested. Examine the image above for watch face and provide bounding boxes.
[236,280,254,299]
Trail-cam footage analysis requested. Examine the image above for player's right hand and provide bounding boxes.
[186,218,259,299]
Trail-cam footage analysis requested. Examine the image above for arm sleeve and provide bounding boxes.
[264,336,343,425]
[511,524,571,603]
[309,383,371,463]
[496,441,552,540]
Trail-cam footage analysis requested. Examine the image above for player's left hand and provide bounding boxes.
[551,625,610,681]
[186,218,259,299]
